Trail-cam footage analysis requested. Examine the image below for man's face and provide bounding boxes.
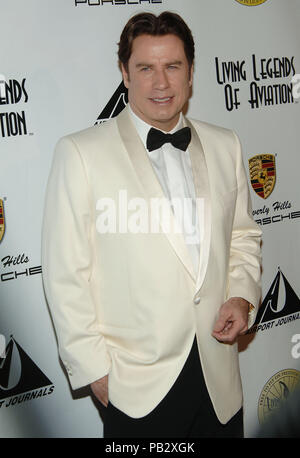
[121,34,193,132]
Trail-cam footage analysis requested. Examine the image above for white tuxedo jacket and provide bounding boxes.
[42,105,262,423]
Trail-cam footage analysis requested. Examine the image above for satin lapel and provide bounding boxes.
[117,106,196,282]
[184,117,212,291]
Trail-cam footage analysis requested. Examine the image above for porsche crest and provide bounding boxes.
[249,154,276,199]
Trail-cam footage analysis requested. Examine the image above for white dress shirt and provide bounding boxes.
[129,105,200,275]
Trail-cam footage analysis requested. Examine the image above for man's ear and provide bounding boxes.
[189,62,194,88]
[120,63,130,89]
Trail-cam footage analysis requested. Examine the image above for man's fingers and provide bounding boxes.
[212,318,238,339]
[212,298,250,342]
[212,314,230,333]
[100,397,108,407]
[212,320,247,342]
[90,376,109,406]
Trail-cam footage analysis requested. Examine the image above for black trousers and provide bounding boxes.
[98,338,243,438]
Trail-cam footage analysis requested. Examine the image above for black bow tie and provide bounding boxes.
[146,127,191,152]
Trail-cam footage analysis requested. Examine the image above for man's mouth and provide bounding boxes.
[150,97,173,104]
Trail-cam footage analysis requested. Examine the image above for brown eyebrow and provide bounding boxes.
[135,63,153,69]
[166,61,183,67]
[135,61,183,69]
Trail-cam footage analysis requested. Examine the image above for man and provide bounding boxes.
[42,12,262,438]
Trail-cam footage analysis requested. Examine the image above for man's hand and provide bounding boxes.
[212,297,249,343]
[90,375,108,407]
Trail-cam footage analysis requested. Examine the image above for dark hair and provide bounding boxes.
[118,11,195,72]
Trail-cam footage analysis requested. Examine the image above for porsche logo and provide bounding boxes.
[249,154,276,199]
[0,199,5,243]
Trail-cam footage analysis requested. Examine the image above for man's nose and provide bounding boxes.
[153,69,170,90]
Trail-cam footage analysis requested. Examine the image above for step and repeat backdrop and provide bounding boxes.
[1,0,300,438]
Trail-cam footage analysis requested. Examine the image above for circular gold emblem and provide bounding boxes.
[258,369,300,424]
[235,0,268,6]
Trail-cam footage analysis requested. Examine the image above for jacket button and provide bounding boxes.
[65,363,72,376]
[194,296,201,305]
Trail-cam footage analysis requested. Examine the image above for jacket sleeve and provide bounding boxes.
[226,132,262,328]
[42,136,111,390]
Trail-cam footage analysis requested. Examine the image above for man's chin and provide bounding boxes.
[147,112,180,131]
